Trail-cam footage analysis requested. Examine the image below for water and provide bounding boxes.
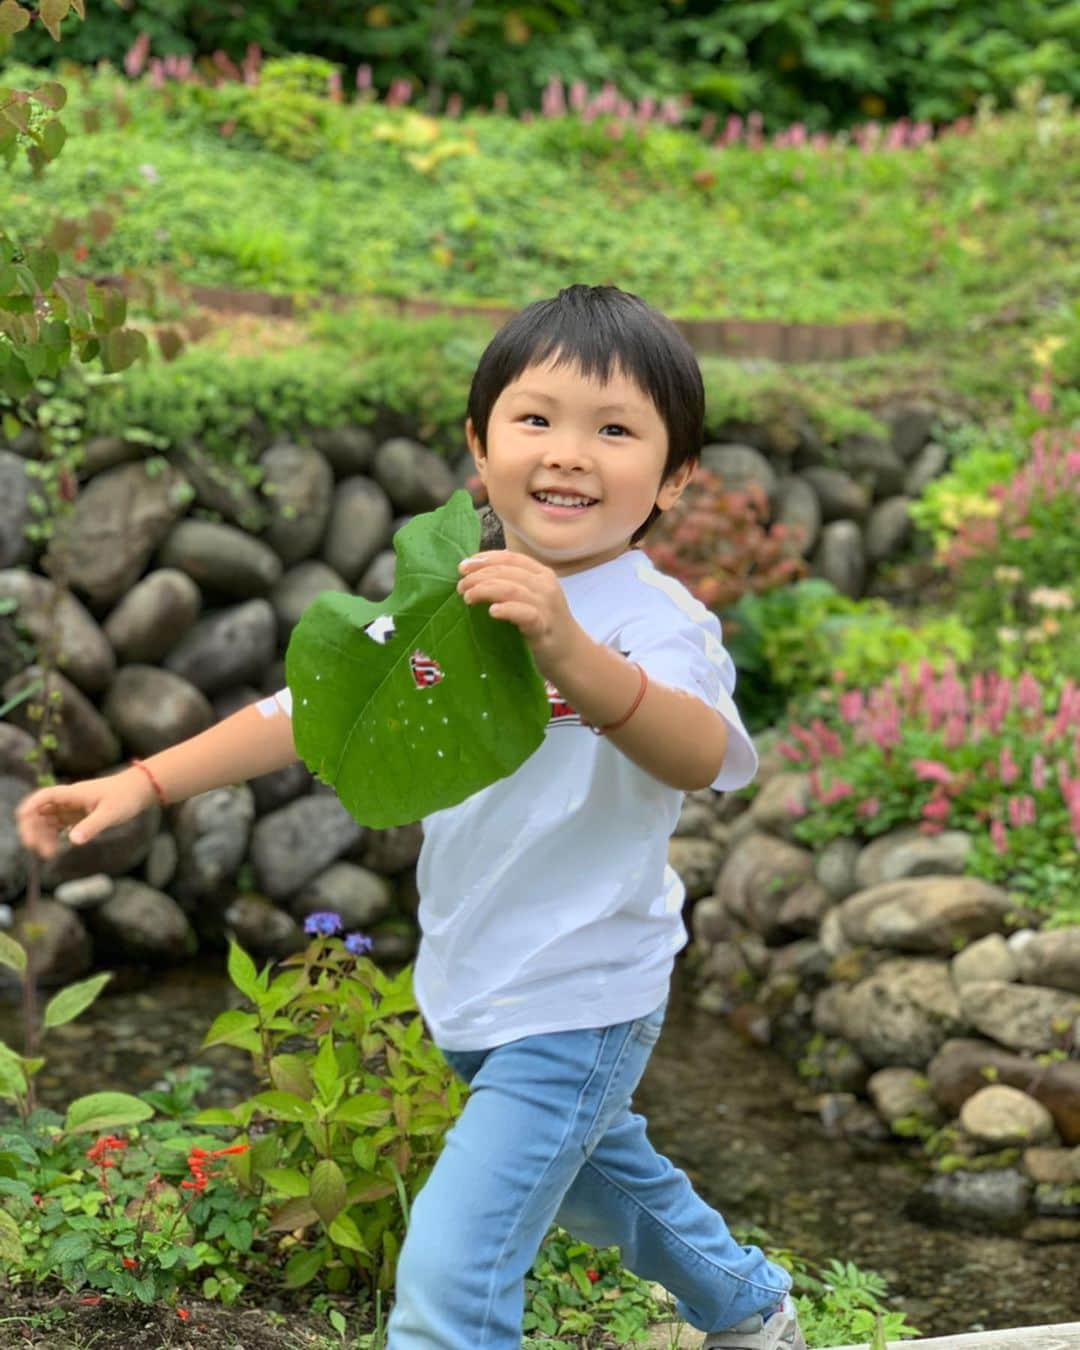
[2,964,1076,1337]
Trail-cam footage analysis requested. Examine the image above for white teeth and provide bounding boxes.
[535,491,595,507]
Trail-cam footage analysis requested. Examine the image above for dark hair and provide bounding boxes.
[467,284,704,545]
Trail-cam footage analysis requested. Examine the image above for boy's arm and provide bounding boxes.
[17,699,300,857]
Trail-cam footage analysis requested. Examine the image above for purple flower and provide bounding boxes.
[344,933,374,956]
[304,911,342,937]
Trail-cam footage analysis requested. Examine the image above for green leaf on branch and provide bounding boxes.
[64,1091,153,1135]
[283,1245,324,1288]
[285,490,549,828]
[39,118,65,161]
[101,326,147,372]
[39,0,71,42]
[0,1209,25,1263]
[0,2,30,36]
[327,1210,368,1253]
[310,1158,347,1226]
[0,932,26,975]
[226,938,264,1003]
[27,246,58,291]
[42,971,111,1029]
[202,1008,261,1052]
[30,82,66,111]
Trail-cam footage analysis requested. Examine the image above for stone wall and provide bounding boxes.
[675,736,1080,1243]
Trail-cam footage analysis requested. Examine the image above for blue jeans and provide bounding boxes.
[386,999,791,1349]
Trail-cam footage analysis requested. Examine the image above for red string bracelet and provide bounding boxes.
[589,662,648,736]
[130,758,168,808]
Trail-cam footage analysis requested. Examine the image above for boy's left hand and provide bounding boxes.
[457,553,579,679]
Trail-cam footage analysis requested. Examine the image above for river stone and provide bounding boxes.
[164,599,276,696]
[12,898,92,985]
[818,907,853,959]
[2,667,119,777]
[292,862,394,930]
[172,786,256,905]
[837,433,906,499]
[90,878,196,962]
[103,569,202,664]
[224,894,304,959]
[0,570,115,694]
[867,1066,942,1127]
[831,957,966,1067]
[359,822,423,876]
[1023,1146,1080,1185]
[960,1084,1057,1148]
[865,496,913,563]
[58,460,190,607]
[310,425,377,476]
[251,792,366,902]
[854,826,973,888]
[906,1169,1032,1234]
[904,441,948,496]
[698,443,778,506]
[746,771,812,842]
[889,406,935,461]
[777,880,831,935]
[957,980,1080,1055]
[53,874,114,911]
[102,666,214,758]
[668,837,723,901]
[357,549,397,602]
[322,477,394,583]
[0,449,32,568]
[675,795,716,839]
[0,776,29,904]
[952,933,1019,987]
[250,760,312,816]
[258,441,334,565]
[1015,929,1080,995]
[81,435,143,475]
[816,837,861,901]
[373,438,456,514]
[158,519,283,598]
[171,441,264,530]
[0,722,41,787]
[689,895,736,947]
[838,875,1013,954]
[40,790,160,888]
[772,475,820,555]
[928,1037,1080,1146]
[271,560,348,641]
[715,831,815,944]
[801,467,870,522]
[144,831,178,891]
[812,520,865,598]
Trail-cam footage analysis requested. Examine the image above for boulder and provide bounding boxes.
[372,438,457,514]
[927,1037,1080,1145]
[3,667,120,777]
[801,467,870,522]
[59,459,190,607]
[951,933,1018,987]
[960,1084,1058,1148]
[0,776,29,904]
[0,570,115,694]
[164,600,277,696]
[888,406,935,461]
[102,666,214,758]
[957,980,1080,1055]
[271,560,348,641]
[172,786,256,905]
[867,1066,942,1128]
[813,520,865,598]
[0,449,32,568]
[102,569,202,663]
[171,441,264,530]
[746,771,812,842]
[830,957,966,1067]
[905,1169,1031,1234]
[865,496,913,563]
[259,442,334,565]
[12,898,92,984]
[667,837,724,901]
[357,549,396,602]
[322,477,394,583]
[90,879,196,962]
[838,875,1013,954]
[772,475,820,555]
[854,826,972,888]
[815,838,861,901]
[714,832,815,944]
[251,792,366,902]
[224,894,304,959]
[904,442,948,496]
[1015,929,1080,995]
[698,443,778,506]
[310,425,376,476]
[158,519,283,598]
[292,862,394,931]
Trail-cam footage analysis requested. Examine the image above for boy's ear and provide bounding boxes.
[465,417,488,481]
[655,458,695,511]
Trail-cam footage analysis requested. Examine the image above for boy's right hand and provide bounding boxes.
[15,769,156,859]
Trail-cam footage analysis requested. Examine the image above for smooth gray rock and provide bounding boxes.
[746,771,812,842]
[172,786,256,904]
[816,837,861,901]
[158,519,283,598]
[292,862,394,930]
[838,875,1014,954]
[271,560,348,642]
[40,791,159,889]
[868,1066,942,1127]
[802,467,871,522]
[54,874,114,910]
[259,442,334,564]
[103,569,202,664]
[102,665,214,758]
[0,570,116,694]
[960,1085,1057,1148]
[310,425,376,477]
[144,831,179,891]
[772,475,820,555]
[90,878,196,962]
[250,760,312,816]
[251,793,366,902]
[357,549,396,602]
[322,477,394,583]
[172,441,264,530]
[715,831,815,943]
[359,822,423,876]
[164,600,277,696]
[373,438,456,514]
[952,933,1019,987]
[854,826,972,888]
[3,667,119,777]
[12,898,92,985]
[667,837,724,901]
[888,406,936,461]
[0,450,32,568]
[0,722,42,787]
[225,894,304,959]
[0,776,29,905]
[832,957,966,1067]
[906,1169,1032,1234]
[837,432,906,498]
[904,441,948,496]
[865,495,913,563]
[1016,929,1080,995]
[813,519,865,598]
[957,980,1080,1056]
[59,459,191,606]
[699,443,778,506]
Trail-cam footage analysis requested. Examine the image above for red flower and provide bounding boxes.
[585,1268,600,1283]
[176,1308,190,1321]
[122,1257,138,1270]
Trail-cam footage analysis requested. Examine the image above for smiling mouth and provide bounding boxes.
[532,491,598,509]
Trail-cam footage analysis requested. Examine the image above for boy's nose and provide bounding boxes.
[542,440,593,470]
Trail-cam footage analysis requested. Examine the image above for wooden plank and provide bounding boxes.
[641,1321,1080,1349]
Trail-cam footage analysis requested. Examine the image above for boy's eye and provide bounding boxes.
[519,414,629,436]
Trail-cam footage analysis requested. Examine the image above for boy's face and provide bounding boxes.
[465,358,692,575]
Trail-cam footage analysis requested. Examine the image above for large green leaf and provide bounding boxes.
[64,1091,153,1135]
[42,972,111,1030]
[285,490,549,827]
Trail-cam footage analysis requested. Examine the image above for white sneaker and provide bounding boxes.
[702,1294,807,1350]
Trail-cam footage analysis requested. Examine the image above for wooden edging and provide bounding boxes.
[181,283,907,362]
[641,1321,1080,1349]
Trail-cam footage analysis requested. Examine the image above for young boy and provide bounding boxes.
[17,285,804,1350]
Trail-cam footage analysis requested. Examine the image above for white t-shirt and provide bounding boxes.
[262,548,757,1051]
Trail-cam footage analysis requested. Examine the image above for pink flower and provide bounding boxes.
[1031,753,1047,789]
[839,690,865,724]
[998,746,1020,785]
[921,795,951,823]
[913,759,954,786]
[818,779,854,805]
[990,819,1008,855]
[856,797,880,818]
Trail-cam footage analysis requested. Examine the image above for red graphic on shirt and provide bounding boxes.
[410,650,444,688]
[544,680,580,727]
